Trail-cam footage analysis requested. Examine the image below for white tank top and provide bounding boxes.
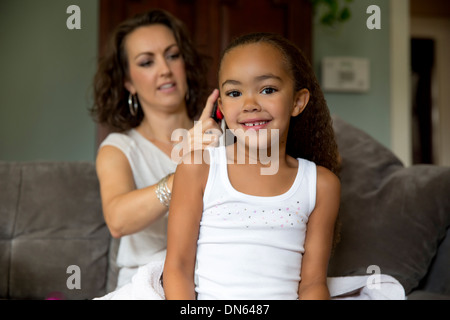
[100,129,177,287]
[195,146,317,300]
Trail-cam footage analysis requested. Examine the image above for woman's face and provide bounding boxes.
[124,24,188,114]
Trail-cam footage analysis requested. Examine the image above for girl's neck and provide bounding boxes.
[225,143,299,197]
[227,142,294,176]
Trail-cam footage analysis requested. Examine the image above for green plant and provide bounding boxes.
[310,0,354,27]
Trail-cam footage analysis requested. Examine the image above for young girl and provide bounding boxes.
[163,32,341,300]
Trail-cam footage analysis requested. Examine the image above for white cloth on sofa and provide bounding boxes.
[95,260,405,300]
[327,274,405,300]
[95,260,165,300]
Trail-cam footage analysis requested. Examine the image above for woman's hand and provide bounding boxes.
[172,89,223,162]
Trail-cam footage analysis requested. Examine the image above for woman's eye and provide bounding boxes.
[226,90,241,98]
[139,60,153,67]
[167,52,181,60]
[261,87,277,95]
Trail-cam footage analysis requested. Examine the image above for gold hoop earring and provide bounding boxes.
[128,93,139,116]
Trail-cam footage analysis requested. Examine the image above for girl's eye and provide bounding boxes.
[226,90,241,98]
[261,87,277,95]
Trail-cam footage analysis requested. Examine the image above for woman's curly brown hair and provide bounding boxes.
[91,9,209,132]
[219,32,340,175]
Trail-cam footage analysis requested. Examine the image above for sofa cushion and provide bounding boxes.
[328,116,450,295]
[419,227,450,295]
[0,162,110,300]
[0,162,21,298]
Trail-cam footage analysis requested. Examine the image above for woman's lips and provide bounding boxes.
[158,82,176,93]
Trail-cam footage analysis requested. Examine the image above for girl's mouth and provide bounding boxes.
[241,120,271,130]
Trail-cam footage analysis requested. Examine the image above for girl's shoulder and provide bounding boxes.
[178,148,212,167]
[176,149,212,189]
[316,165,341,195]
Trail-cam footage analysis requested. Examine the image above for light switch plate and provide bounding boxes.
[322,57,370,93]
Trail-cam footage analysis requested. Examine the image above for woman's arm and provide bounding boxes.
[298,166,341,300]
[96,90,221,239]
[163,153,209,300]
[96,145,172,238]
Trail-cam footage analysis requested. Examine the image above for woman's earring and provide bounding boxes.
[128,93,139,116]
[185,88,190,102]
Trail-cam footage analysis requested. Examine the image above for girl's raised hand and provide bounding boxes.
[172,89,223,162]
[189,88,223,147]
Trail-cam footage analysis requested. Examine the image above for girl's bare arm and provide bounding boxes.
[163,153,209,299]
[298,166,341,300]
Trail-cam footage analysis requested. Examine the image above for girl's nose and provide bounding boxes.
[242,95,261,113]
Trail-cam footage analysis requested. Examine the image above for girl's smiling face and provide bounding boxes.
[218,42,309,151]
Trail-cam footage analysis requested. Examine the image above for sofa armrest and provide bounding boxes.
[0,162,110,300]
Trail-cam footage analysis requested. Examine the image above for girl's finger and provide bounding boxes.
[201,118,223,135]
[198,89,219,121]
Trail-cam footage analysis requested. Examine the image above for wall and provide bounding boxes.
[390,0,411,166]
[313,0,391,149]
[0,0,398,162]
[0,0,99,161]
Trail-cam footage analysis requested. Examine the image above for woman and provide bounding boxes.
[91,9,221,288]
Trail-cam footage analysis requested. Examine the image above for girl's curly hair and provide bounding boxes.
[219,32,340,175]
[91,9,209,132]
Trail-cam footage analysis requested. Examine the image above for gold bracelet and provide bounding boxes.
[155,173,173,207]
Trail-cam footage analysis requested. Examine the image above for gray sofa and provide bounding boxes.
[1,117,449,300]
[329,116,450,300]
[0,162,114,300]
